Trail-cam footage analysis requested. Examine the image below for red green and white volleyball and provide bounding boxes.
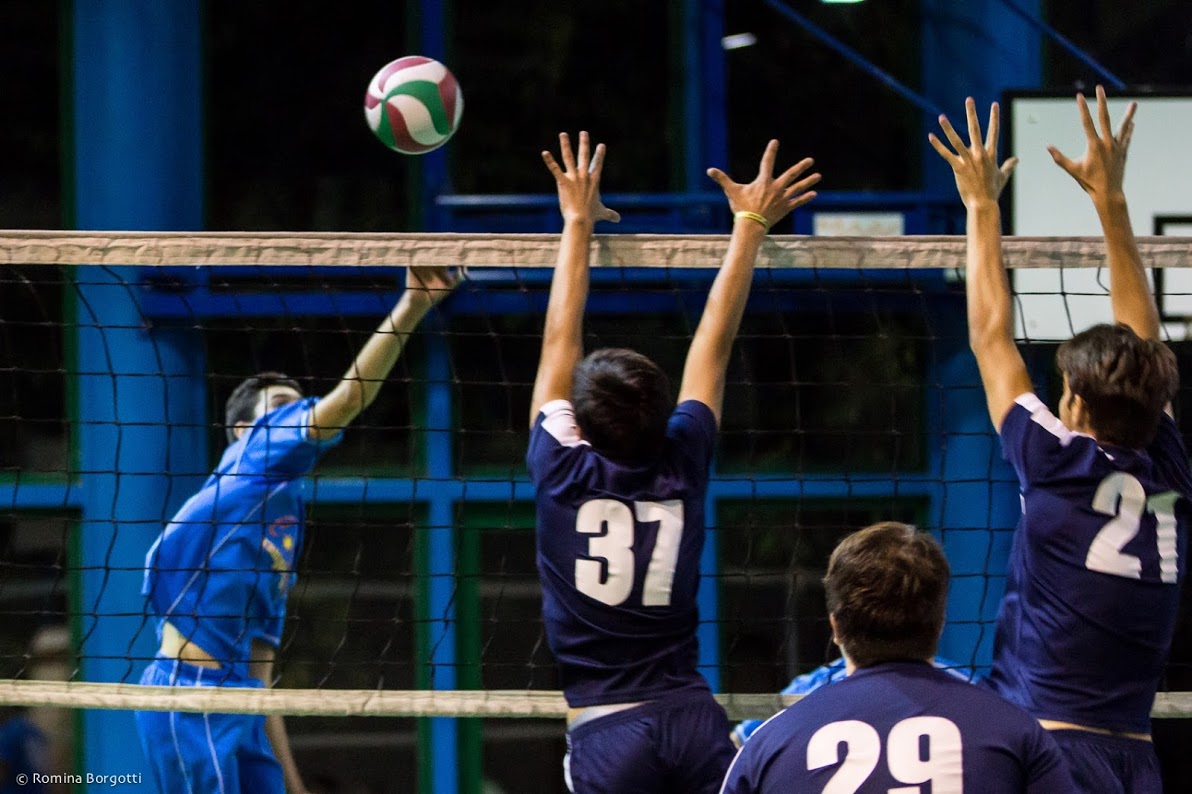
[364,56,463,154]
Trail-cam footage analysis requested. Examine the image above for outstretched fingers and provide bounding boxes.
[984,102,1001,156]
[928,132,957,163]
[938,114,969,159]
[558,132,576,173]
[758,139,779,179]
[1117,102,1138,146]
[788,190,819,211]
[965,97,983,154]
[576,131,590,174]
[1047,145,1076,175]
[1000,156,1020,181]
[541,150,565,180]
[589,143,606,177]
[1076,93,1099,142]
[1095,86,1114,144]
[784,171,822,200]
[706,167,732,190]
[775,157,816,189]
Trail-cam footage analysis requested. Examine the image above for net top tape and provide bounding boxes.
[2,231,1191,269]
[2,680,1192,719]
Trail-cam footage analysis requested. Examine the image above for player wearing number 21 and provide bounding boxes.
[720,523,1076,793]
[931,89,1192,793]
[527,131,819,793]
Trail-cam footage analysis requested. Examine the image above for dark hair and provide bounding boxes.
[572,348,673,462]
[1056,323,1178,448]
[824,521,949,669]
[224,371,303,443]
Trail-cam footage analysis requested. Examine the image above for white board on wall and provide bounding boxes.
[1008,93,1192,341]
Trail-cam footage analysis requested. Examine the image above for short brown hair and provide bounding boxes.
[1056,323,1178,448]
[572,348,673,462]
[824,521,949,669]
[224,371,303,443]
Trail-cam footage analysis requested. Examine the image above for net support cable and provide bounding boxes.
[3,231,1192,269]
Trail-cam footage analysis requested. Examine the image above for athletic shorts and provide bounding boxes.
[1049,729,1161,794]
[564,690,736,794]
[135,657,284,794]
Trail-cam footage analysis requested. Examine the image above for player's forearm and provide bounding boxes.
[965,202,1014,350]
[531,217,593,417]
[541,217,594,356]
[1097,192,1160,340]
[691,219,765,363]
[266,713,306,794]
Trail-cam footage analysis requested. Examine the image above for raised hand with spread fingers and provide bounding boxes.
[930,98,1031,430]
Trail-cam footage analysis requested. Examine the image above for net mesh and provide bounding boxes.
[3,232,1192,790]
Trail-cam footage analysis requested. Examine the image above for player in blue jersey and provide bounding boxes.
[729,657,979,747]
[930,89,1191,793]
[136,266,457,793]
[720,522,1075,793]
[527,131,820,794]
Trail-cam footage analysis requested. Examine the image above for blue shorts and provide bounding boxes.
[564,690,735,794]
[1049,730,1161,794]
[135,658,284,794]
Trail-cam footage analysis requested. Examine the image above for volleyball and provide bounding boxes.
[364,56,463,155]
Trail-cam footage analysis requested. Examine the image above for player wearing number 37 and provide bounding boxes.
[527,132,819,793]
[720,522,1076,793]
[930,88,1191,793]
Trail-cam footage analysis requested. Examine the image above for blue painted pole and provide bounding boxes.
[921,0,1042,193]
[424,329,458,793]
[70,0,207,781]
[925,308,1020,669]
[920,0,1042,667]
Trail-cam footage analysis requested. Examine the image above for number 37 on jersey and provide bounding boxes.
[573,498,684,608]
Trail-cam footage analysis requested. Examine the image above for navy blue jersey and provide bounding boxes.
[143,398,340,675]
[992,394,1192,733]
[528,399,716,707]
[720,661,1076,794]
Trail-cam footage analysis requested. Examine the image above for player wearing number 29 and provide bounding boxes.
[527,131,819,793]
[719,522,1075,793]
[930,88,1191,793]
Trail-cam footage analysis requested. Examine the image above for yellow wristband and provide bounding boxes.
[734,211,770,232]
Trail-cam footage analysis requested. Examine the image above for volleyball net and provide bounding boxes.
[3,230,1192,731]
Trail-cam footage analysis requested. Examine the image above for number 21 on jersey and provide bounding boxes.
[574,498,683,607]
[1086,472,1179,583]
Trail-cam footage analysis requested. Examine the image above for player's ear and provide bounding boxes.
[232,422,251,441]
[828,613,841,647]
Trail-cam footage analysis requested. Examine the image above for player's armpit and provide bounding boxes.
[973,336,1033,431]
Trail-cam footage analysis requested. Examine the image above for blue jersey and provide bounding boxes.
[720,661,1076,794]
[143,397,340,675]
[528,399,716,707]
[992,394,1192,733]
[732,657,980,745]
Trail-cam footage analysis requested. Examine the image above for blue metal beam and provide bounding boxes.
[764,0,945,118]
